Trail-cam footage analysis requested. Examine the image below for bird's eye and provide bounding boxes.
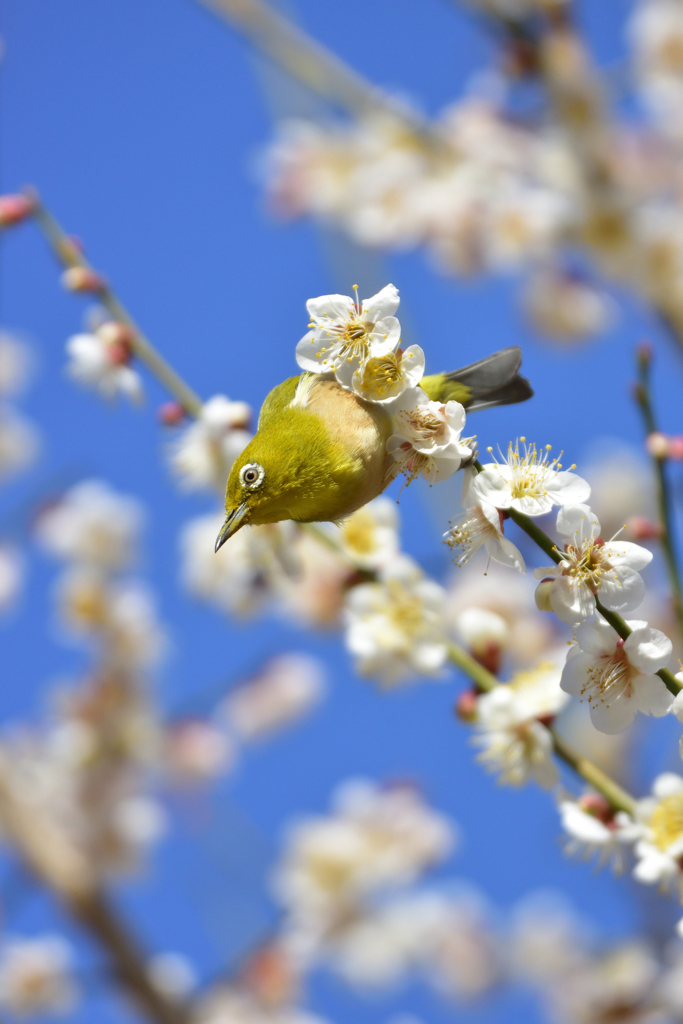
[240,462,265,490]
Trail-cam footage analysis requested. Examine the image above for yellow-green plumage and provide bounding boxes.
[215,346,533,550]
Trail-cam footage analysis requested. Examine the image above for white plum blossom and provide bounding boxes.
[474,658,568,788]
[337,497,399,570]
[35,479,144,571]
[560,616,673,733]
[387,387,472,486]
[65,329,144,403]
[523,269,614,342]
[169,394,252,492]
[0,937,78,1016]
[559,797,632,872]
[350,344,425,404]
[626,773,683,899]
[444,468,525,571]
[534,504,654,624]
[343,556,449,684]
[164,720,236,783]
[295,284,401,387]
[223,654,325,741]
[0,545,23,613]
[473,439,590,516]
[0,331,33,397]
[0,405,39,482]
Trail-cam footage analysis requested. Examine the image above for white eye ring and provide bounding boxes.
[240,462,265,490]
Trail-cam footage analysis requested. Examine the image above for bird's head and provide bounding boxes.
[214,436,279,552]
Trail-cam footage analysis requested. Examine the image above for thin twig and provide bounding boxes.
[634,346,683,640]
[447,642,636,815]
[27,192,204,417]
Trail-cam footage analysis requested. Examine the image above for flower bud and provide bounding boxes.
[578,792,614,825]
[0,193,35,227]
[454,688,479,723]
[97,321,133,347]
[646,431,670,459]
[534,578,554,612]
[626,516,662,541]
[61,266,105,293]
[158,401,187,426]
[454,607,508,675]
[669,437,683,461]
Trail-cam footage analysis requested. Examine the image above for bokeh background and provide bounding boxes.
[2,1,683,1022]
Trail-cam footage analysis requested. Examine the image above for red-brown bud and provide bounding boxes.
[627,516,662,541]
[578,792,614,825]
[454,688,479,723]
[61,266,106,294]
[0,193,35,227]
[158,402,187,426]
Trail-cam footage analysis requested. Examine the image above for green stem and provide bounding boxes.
[447,642,636,816]
[634,350,683,641]
[28,193,204,418]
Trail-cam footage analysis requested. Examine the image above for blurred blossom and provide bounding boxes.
[0,937,78,1017]
[169,395,252,492]
[273,779,455,929]
[195,986,329,1024]
[65,326,143,403]
[164,719,236,784]
[180,511,294,617]
[473,441,590,517]
[453,606,509,674]
[427,888,501,999]
[628,772,683,898]
[473,657,568,788]
[148,952,197,1000]
[0,405,39,482]
[548,941,660,1024]
[506,891,589,986]
[344,555,448,685]
[523,269,614,342]
[0,331,33,397]
[559,797,632,872]
[56,569,166,670]
[582,442,655,541]
[336,497,399,570]
[223,653,325,741]
[446,560,558,668]
[277,529,350,629]
[0,545,23,612]
[36,479,144,571]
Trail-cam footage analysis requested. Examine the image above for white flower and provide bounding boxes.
[628,773,683,898]
[560,616,673,733]
[534,504,653,624]
[454,607,509,661]
[559,798,632,871]
[35,479,144,571]
[343,556,448,684]
[169,395,252,492]
[474,659,568,788]
[295,284,401,387]
[164,720,236,783]
[444,468,525,571]
[0,331,33,397]
[147,952,197,1000]
[387,387,472,486]
[473,439,590,516]
[179,511,292,617]
[349,344,425,404]
[223,654,325,741]
[337,497,399,570]
[523,269,614,342]
[0,545,23,612]
[0,405,39,482]
[0,937,78,1016]
[65,330,143,403]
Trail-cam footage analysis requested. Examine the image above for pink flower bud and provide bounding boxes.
[534,579,554,612]
[646,432,670,459]
[158,402,187,426]
[61,266,105,293]
[454,688,479,722]
[669,437,683,460]
[107,341,132,366]
[627,516,661,541]
[97,321,133,347]
[578,792,614,824]
[0,193,35,227]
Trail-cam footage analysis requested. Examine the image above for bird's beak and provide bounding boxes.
[215,503,249,553]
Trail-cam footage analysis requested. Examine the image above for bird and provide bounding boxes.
[215,345,533,552]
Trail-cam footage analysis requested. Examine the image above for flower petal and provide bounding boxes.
[605,541,654,572]
[631,673,674,717]
[589,694,636,735]
[362,283,400,321]
[549,576,596,624]
[556,504,600,544]
[486,533,526,573]
[624,625,673,673]
[306,294,354,321]
[472,468,513,509]
[598,567,645,616]
[560,649,595,699]
[575,616,618,656]
[544,471,591,506]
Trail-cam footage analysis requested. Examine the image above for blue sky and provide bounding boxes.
[2,1,683,1022]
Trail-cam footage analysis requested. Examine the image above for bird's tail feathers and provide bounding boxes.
[442,346,533,412]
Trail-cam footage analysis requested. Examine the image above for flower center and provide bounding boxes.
[650,793,683,852]
[581,650,632,707]
[386,580,427,640]
[397,407,444,442]
[342,510,378,556]
[561,539,613,594]
[356,353,402,396]
[444,507,496,566]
